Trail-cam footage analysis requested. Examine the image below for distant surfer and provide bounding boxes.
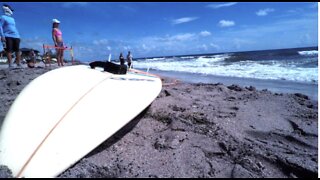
[52,18,64,67]
[0,4,22,69]
[119,52,125,66]
[127,51,133,69]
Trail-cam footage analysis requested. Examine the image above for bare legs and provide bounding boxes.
[57,49,64,67]
[45,54,51,68]
[44,47,64,68]
[6,51,21,68]
[6,51,12,67]
[15,51,21,66]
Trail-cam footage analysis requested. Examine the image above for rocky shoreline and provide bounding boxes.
[0,66,318,178]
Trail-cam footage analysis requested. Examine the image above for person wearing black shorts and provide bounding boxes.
[0,4,21,68]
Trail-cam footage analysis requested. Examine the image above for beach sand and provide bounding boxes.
[0,64,318,178]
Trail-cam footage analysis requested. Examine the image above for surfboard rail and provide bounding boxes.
[0,65,162,177]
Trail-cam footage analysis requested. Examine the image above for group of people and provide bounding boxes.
[0,4,65,69]
[1,3,134,70]
[119,51,133,69]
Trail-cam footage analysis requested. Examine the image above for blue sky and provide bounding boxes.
[2,2,318,61]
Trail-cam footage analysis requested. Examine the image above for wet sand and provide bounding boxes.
[0,64,318,178]
[147,69,318,101]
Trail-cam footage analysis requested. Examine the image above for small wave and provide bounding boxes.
[145,57,166,61]
[180,56,196,59]
[196,54,230,63]
[134,60,318,84]
[298,50,318,56]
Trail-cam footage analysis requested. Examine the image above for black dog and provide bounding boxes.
[89,61,127,74]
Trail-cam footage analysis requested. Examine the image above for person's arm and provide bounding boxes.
[0,16,5,42]
[52,29,57,46]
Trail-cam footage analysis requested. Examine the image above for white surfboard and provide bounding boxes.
[0,65,162,178]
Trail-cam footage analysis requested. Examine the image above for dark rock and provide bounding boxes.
[245,86,256,91]
[306,104,313,109]
[227,84,243,91]
[213,83,223,86]
[230,106,239,111]
[294,93,309,100]
[164,90,171,97]
[226,96,236,101]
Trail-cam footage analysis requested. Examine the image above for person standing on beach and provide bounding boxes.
[52,18,64,67]
[119,52,125,66]
[44,51,52,67]
[0,4,22,69]
[126,51,133,69]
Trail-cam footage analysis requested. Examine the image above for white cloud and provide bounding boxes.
[169,33,196,41]
[207,2,237,9]
[200,31,211,37]
[142,44,147,49]
[21,37,49,52]
[138,31,214,50]
[201,44,208,51]
[123,46,132,51]
[256,8,275,16]
[93,39,109,45]
[143,44,157,52]
[210,43,220,50]
[216,13,317,50]
[136,32,203,56]
[140,32,200,49]
[233,38,255,49]
[300,33,312,44]
[218,20,235,27]
[172,17,198,25]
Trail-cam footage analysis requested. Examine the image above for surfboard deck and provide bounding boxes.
[0,65,162,177]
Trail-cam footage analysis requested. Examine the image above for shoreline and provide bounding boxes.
[0,65,317,178]
[146,69,318,101]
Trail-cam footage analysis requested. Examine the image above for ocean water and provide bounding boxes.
[133,47,318,85]
[131,47,318,101]
[83,47,317,100]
